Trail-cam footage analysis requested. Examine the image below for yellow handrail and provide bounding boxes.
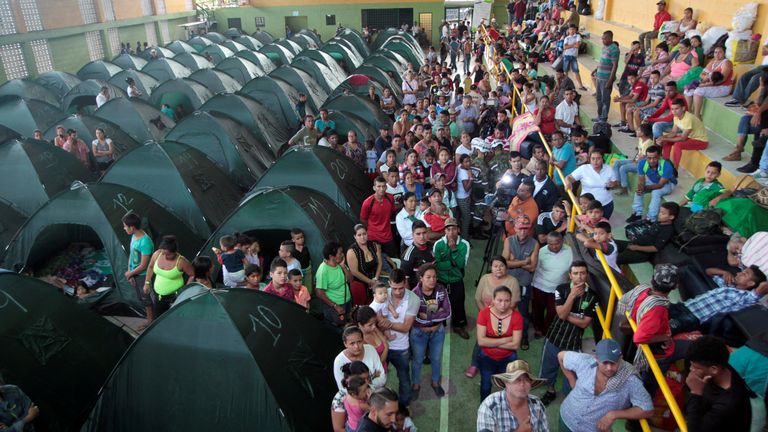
[477,25,687,432]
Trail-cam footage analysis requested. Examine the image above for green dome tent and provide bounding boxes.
[297,29,321,46]
[251,30,274,45]
[380,37,424,69]
[199,186,356,273]
[372,28,419,51]
[0,96,66,137]
[141,57,192,82]
[81,288,342,432]
[329,74,392,106]
[290,33,315,50]
[200,92,294,152]
[166,111,274,189]
[296,49,348,80]
[259,43,295,67]
[322,41,363,72]
[138,46,174,60]
[148,78,213,112]
[202,32,226,44]
[215,56,265,85]
[235,49,276,74]
[0,138,94,215]
[269,66,328,114]
[42,114,141,159]
[77,60,123,81]
[108,69,158,100]
[0,197,26,248]
[291,56,344,94]
[352,65,403,101]
[200,43,234,64]
[34,71,81,100]
[165,40,196,55]
[187,35,213,52]
[61,79,126,115]
[323,94,391,132]
[0,182,204,309]
[276,38,303,56]
[328,109,380,143]
[239,76,302,128]
[234,35,264,51]
[188,68,242,95]
[0,79,59,106]
[223,27,242,38]
[110,54,148,71]
[362,52,407,86]
[0,272,133,432]
[252,146,372,218]
[336,28,371,58]
[94,97,175,143]
[221,39,248,53]
[172,51,214,71]
[102,141,243,237]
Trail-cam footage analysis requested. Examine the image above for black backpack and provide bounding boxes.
[592,121,612,139]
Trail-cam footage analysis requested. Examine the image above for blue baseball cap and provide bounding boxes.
[595,339,622,363]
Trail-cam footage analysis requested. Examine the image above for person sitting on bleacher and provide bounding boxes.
[679,161,730,213]
[626,145,677,223]
[655,98,709,166]
[616,202,679,265]
[644,81,686,139]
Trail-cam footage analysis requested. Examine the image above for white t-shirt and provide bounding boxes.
[563,34,581,57]
[555,100,579,134]
[370,299,387,314]
[95,93,108,108]
[457,167,471,199]
[455,144,473,159]
[333,344,387,390]
[127,85,140,98]
[382,288,420,351]
[570,164,617,205]
[395,208,416,246]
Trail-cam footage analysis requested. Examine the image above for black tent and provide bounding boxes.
[0,272,134,432]
[0,182,204,309]
[77,60,123,81]
[188,68,242,95]
[166,111,275,189]
[234,49,276,74]
[239,77,301,130]
[215,56,265,85]
[61,79,126,114]
[82,288,342,432]
[108,69,158,100]
[33,71,81,100]
[141,58,192,82]
[42,114,141,159]
[0,79,59,106]
[148,78,214,112]
[253,146,371,218]
[101,141,243,237]
[270,66,328,113]
[110,54,148,71]
[172,51,214,72]
[94,97,175,143]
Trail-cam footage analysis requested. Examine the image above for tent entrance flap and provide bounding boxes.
[25,224,106,274]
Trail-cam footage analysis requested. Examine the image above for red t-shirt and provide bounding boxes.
[360,194,395,243]
[422,212,448,233]
[631,80,648,102]
[263,281,295,301]
[630,289,674,358]
[513,1,526,18]
[534,107,556,135]
[477,307,523,360]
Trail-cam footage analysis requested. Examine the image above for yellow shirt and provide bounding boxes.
[673,112,709,142]
[638,138,653,155]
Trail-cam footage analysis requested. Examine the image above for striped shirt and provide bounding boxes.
[742,232,768,275]
[685,287,761,323]
[476,392,549,432]
[545,283,598,351]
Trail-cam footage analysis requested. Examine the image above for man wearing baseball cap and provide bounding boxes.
[433,217,471,339]
[557,339,653,432]
[476,360,549,431]
[639,0,671,55]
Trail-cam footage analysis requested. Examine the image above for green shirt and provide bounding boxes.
[315,261,350,305]
[685,178,724,209]
[596,43,620,80]
[432,236,471,283]
[129,233,154,276]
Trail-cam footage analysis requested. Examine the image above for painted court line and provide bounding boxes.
[439,329,451,431]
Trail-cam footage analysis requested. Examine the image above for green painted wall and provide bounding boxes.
[214,4,444,47]
[118,24,150,50]
[49,34,92,76]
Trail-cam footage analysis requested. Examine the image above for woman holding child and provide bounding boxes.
[346,224,383,306]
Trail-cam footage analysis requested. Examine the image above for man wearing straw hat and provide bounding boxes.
[476,360,549,432]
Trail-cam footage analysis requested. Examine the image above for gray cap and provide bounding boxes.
[595,339,622,363]
[652,263,679,292]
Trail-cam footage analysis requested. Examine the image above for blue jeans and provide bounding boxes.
[410,325,446,385]
[388,348,413,405]
[733,66,764,103]
[738,114,762,137]
[613,159,638,188]
[632,178,674,220]
[595,78,611,122]
[540,339,562,388]
[464,54,471,74]
[470,342,480,367]
[478,350,517,400]
[652,121,673,139]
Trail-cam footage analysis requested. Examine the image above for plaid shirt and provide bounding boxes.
[685,287,760,323]
[477,392,549,432]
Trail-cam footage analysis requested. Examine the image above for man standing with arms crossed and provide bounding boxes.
[433,218,471,339]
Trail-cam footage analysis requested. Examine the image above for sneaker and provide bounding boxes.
[541,390,557,406]
[618,126,633,133]
[752,169,768,179]
[432,384,446,397]
[725,99,742,107]
[628,131,637,137]
[454,326,470,339]
[465,365,479,378]
[612,121,626,128]
[626,214,642,223]
[737,163,758,173]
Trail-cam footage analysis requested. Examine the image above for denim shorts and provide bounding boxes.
[562,55,579,73]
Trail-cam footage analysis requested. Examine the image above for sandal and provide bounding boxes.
[723,149,742,161]
[521,339,529,351]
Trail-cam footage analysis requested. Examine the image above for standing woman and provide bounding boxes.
[402,70,419,106]
[410,264,451,398]
[565,149,619,218]
[346,224,382,305]
[402,170,424,200]
[356,306,389,372]
[430,147,458,192]
[332,325,387,390]
[476,286,523,400]
[91,128,114,174]
[367,85,381,106]
[398,150,425,185]
[144,235,194,316]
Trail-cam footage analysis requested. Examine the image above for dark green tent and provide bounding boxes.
[224,27,242,38]
[234,35,264,51]
[165,40,196,55]
[108,69,158,100]
[380,38,424,69]
[77,60,123,81]
[276,39,303,55]
[336,28,371,58]
[353,64,403,101]
[61,79,126,114]
[222,39,248,53]
[42,114,141,159]
[372,28,419,51]
[199,186,356,272]
[138,46,174,60]
[235,49,276,74]
[187,35,213,52]
[0,138,94,215]
[201,92,294,151]
[188,68,242,95]
[239,76,301,130]
[215,56,265,85]
[0,272,134,432]
[81,288,342,432]
[322,41,363,72]
[289,34,315,50]
[0,182,204,309]
[94,97,175,143]
[362,53,406,85]
[329,74,391,106]
[291,56,344,94]
[251,30,274,45]
[297,49,347,79]
[202,32,226,44]
[0,96,67,137]
[34,71,82,100]
[0,198,26,248]
[270,66,327,114]
[253,146,371,218]
[0,79,59,106]
[166,111,274,189]
[0,124,19,143]
[141,58,192,82]
[110,54,148,71]
[172,51,214,71]
[323,94,391,132]
[102,141,243,237]
[148,78,213,112]
[328,110,378,143]
[200,44,234,64]
[297,29,321,46]
[260,43,295,67]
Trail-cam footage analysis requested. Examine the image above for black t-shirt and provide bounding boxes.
[293,246,311,269]
[545,283,598,351]
[633,222,674,251]
[686,365,753,432]
[535,212,564,241]
[355,414,393,432]
[401,243,434,288]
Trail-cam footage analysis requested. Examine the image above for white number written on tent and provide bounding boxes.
[112,193,134,213]
[0,289,28,313]
[303,196,331,229]
[250,305,282,347]
[330,158,348,180]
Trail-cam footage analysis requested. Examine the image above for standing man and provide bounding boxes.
[314,108,336,133]
[513,0,527,26]
[374,123,391,158]
[361,176,398,259]
[433,217,471,339]
[400,220,435,288]
[122,212,154,329]
[288,114,319,146]
[555,89,580,135]
[594,31,620,124]
[96,86,110,108]
[502,215,540,351]
[530,232,573,340]
[456,95,479,137]
[639,1,672,56]
[558,339,654,431]
[476,360,550,432]
[314,241,352,327]
[562,25,587,91]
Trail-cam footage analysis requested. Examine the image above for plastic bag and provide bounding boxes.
[732,3,758,32]
[659,20,679,36]
[595,0,606,20]
[701,26,728,52]
[731,39,759,64]
[726,30,753,59]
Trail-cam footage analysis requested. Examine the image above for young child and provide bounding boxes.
[394,403,418,432]
[369,283,397,341]
[214,234,248,287]
[263,258,294,301]
[288,268,311,310]
[576,221,621,273]
[290,228,311,282]
[365,139,378,174]
[278,241,302,273]
[577,192,595,212]
[342,375,371,432]
[244,264,263,290]
[574,140,589,166]
[576,200,609,234]
[245,239,261,267]
[417,196,430,218]
[679,161,728,213]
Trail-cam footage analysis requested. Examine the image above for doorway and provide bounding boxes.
[418,12,433,42]
[284,16,308,37]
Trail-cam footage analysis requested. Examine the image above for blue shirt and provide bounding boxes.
[685,286,760,323]
[636,158,677,185]
[314,119,336,132]
[456,104,478,134]
[0,385,32,432]
[552,142,577,185]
